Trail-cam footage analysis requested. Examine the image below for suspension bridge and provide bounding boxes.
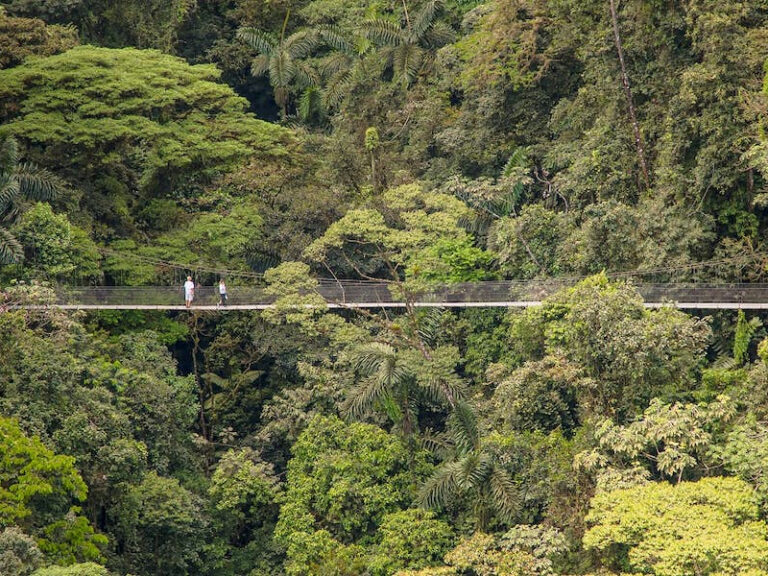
[7,280,768,310]
[6,250,768,311]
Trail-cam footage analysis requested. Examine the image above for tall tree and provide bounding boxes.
[363,0,454,87]
[419,403,518,530]
[584,477,768,575]
[608,0,650,191]
[345,339,462,438]
[237,12,322,117]
[0,46,290,235]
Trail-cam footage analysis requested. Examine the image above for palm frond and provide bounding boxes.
[250,54,271,77]
[419,379,447,406]
[416,309,443,347]
[0,137,18,171]
[323,70,354,110]
[270,50,296,91]
[347,342,412,420]
[286,29,322,59]
[319,52,352,78]
[356,51,385,80]
[381,393,404,424]
[419,428,452,457]
[423,20,455,48]
[237,27,276,55]
[710,354,738,370]
[402,396,420,431]
[503,146,529,177]
[16,163,63,202]
[448,401,479,455]
[375,45,397,73]
[457,451,485,488]
[0,226,23,265]
[393,43,424,85]
[320,26,355,54]
[420,373,464,408]
[411,0,442,41]
[419,461,462,510]
[298,86,325,122]
[202,372,228,388]
[496,193,520,218]
[489,467,519,522]
[344,375,392,419]
[0,177,20,208]
[354,342,396,371]
[323,71,352,110]
[273,86,290,111]
[355,36,375,57]
[294,61,321,89]
[243,369,264,383]
[363,19,404,47]
[459,211,495,238]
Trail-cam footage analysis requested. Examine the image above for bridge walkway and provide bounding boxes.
[16,281,768,310]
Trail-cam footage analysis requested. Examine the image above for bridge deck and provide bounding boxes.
[8,281,768,310]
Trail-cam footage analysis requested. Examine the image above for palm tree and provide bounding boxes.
[363,0,454,86]
[419,402,519,530]
[307,27,371,118]
[345,341,460,436]
[0,136,62,264]
[237,11,323,118]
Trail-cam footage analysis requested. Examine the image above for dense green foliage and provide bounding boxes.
[0,7,77,69]
[4,0,768,574]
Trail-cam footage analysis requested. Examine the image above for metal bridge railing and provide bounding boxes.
[45,281,768,309]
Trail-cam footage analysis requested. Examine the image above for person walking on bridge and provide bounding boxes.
[184,275,195,308]
[218,278,228,307]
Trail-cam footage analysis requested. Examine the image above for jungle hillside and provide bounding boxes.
[3,1,768,575]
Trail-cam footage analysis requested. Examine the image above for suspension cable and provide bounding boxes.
[97,246,762,286]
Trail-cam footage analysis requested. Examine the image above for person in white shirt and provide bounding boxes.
[218,279,228,307]
[184,276,195,308]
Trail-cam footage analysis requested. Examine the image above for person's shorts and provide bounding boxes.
[185,291,194,300]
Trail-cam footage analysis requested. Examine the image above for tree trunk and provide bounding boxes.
[189,314,210,453]
[370,151,376,189]
[608,0,651,192]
